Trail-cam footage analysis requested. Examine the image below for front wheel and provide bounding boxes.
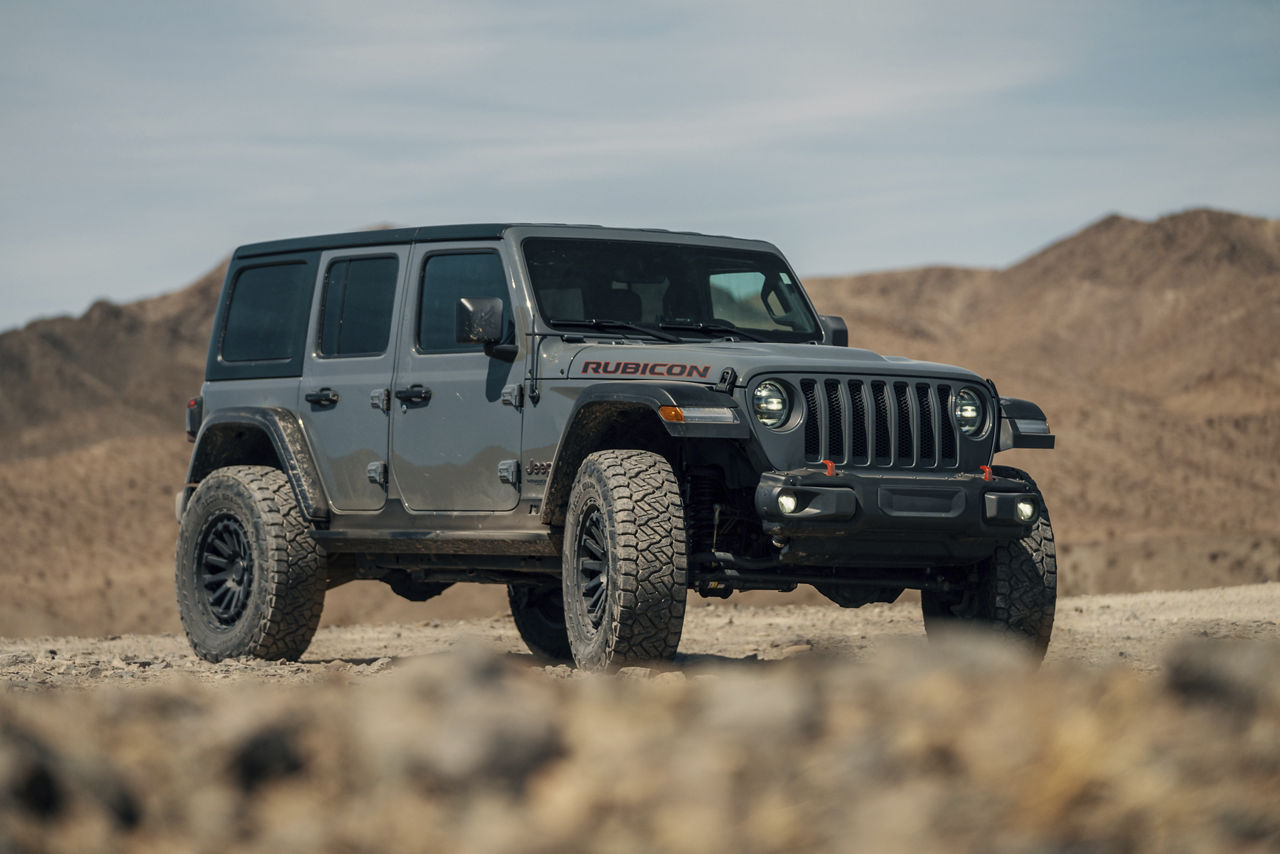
[921,466,1057,659]
[175,465,326,662]
[562,450,687,671]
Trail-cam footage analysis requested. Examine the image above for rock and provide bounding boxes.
[617,666,654,680]
[1166,639,1280,715]
[780,643,813,659]
[230,726,306,792]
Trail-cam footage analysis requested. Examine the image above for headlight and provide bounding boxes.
[953,387,986,436]
[753,380,791,429]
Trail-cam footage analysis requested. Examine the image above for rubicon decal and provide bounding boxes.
[575,361,713,379]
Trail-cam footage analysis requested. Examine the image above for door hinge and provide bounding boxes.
[366,460,388,486]
[370,388,390,412]
[498,459,520,486]
[501,383,524,408]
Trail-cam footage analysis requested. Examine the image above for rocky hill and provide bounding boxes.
[0,261,224,462]
[1,209,1277,637]
[804,208,1280,596]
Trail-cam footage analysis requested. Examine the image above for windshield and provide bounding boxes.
[522,237,821,343]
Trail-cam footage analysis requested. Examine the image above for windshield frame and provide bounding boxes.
[518,234,822,344]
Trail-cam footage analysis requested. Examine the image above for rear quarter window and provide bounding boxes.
[222,262,314,361]
[206,253,319,380]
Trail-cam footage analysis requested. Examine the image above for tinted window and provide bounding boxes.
[318,256,399,357]
[418,252,511,352]
[222,262,314,362]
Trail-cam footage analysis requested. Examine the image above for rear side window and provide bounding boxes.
[222,262,313,362]
[318,256,399,357]
[417,252,511,352]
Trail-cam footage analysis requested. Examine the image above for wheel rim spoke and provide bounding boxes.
[575,506,609,633]
[587,584,606,622]
[203,553,230,570]
[197,516,253,627]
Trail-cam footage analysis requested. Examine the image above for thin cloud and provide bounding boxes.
[0,1,1276,331]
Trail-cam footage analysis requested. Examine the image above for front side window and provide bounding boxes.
[222,262,313,362]
[318,255,399,357]
[417,252,511,352]
[521,238,819,342]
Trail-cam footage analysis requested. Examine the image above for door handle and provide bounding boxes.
[305,388,340,406]
[394,384,432,404]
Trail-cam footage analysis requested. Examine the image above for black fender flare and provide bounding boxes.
[183,407,330,523]
[540,382,748,526]
[997,397,1056,451]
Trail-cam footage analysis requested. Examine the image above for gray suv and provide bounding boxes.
[176,224,1056,670]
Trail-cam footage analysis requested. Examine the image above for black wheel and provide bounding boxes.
[508,582,572,661]
[562,450,687,671]
[921,466,1057,658]
[176,465,325,662]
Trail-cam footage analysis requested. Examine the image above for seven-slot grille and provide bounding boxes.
[799,378,960,469]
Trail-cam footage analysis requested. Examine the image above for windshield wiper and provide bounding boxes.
[658,321,766,342]
[548,318,682,343]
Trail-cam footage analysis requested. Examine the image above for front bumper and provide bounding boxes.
[752,466,1040,567]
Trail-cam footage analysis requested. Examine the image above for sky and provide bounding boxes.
[1,0,1277,333]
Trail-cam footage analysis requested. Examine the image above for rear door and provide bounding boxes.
[390,242,524,512]
[299,246,408,512]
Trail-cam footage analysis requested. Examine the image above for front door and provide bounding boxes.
[300,246,408,512]
[390,243,524,512]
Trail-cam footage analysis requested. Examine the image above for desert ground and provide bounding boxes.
[3,585,1280,852]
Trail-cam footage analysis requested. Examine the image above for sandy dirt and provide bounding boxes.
[3,585,1280,853]
[3,584,1279,691]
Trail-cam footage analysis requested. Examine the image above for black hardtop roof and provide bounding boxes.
[233,223,767,259]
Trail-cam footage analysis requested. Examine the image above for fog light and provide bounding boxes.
[1014,498,1036,522]
[777,491,798,514]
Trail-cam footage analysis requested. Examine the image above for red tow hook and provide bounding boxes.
[980,465,993,482]
[822,459,836,477]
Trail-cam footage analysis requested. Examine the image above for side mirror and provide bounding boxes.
[456,297,516,360]
[818,314,848,347]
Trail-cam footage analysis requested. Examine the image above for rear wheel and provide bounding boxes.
[562,450,687,671]
[508,582,572,661]
[176,465,325,662]
[921,466,1057,658]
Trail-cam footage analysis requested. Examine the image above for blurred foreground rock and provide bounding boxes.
[3,635,1279,853]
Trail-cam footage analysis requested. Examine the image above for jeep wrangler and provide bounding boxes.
[176,224,1056,670]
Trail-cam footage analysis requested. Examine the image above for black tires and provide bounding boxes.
[176,465,326,662]
[921,466,1057,658]
[508,582,572,661]
[562,450,687,671]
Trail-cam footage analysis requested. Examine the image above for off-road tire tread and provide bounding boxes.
[922,465,1056,657]
[176,465,325,662]
[563,450,687,671]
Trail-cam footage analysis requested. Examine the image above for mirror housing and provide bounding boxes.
[818,314,848,347]
[456,297,516,360]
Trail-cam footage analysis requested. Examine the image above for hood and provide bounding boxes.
[563,341,984,385]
